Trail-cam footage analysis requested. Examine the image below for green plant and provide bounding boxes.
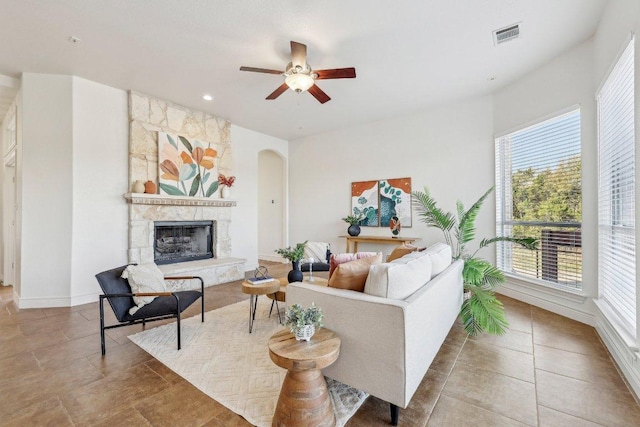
[285,303,323,332]
[342,214,364,225]
[412,187,538,336]
[275,241,308,262]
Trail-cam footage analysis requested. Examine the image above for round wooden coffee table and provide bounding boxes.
[241,280,281,333]
[268,328,341,427]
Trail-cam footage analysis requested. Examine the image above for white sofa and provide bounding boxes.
[286,243,463,425]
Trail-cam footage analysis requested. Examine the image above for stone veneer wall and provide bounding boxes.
[127,92,236,266]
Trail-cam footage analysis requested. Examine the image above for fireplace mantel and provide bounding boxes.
[124,193,236,207]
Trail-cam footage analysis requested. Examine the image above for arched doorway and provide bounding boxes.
[257,150,286,262]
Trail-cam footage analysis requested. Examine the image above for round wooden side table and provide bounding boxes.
[241,280,281,333]
[268,328,341,427]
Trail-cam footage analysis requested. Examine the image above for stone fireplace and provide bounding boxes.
[125,92,245,286]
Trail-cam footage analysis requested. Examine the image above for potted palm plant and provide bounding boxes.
[285,303,324,341]
[275,241,307,283]
[412,187,538,336]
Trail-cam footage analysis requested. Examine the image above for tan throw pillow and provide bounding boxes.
[328,253,383,292]
[386,243,425,262]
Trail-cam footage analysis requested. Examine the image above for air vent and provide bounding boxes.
[493,23,521,45]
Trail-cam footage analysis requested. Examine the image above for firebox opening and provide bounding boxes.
[154,220,215,265]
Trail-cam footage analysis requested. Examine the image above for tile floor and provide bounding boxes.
[1,262,639,426]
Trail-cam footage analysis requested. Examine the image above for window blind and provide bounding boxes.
[597,37,636,337]
[495,109,582,289]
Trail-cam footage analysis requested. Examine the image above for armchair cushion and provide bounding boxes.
[328,253,383,292]
[121,263,167,315]
[124,290,203,321]
[304,241,330,262]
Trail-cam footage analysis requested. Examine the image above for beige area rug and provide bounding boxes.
[129,300,368,427]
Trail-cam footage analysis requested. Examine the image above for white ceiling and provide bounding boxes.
[0,0,608,140]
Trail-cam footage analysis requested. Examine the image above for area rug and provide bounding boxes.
[128,300,368,427]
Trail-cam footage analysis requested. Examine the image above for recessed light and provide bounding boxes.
[203,94,213,101]
[487,76,496,81]
[68,36,81,44]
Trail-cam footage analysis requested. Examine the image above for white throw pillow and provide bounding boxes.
[304,241,329,262]
[423,243,452,276]
[121,263,167,315]
[364,251,432,300]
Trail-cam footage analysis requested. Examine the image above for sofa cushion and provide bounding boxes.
[364,251,433,300]
[386,243,426,262]
[328,253,383,292]
[329,252,378,278]
[423,243,452,276]
[121,263,166,315]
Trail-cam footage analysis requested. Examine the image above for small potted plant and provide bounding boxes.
[218,174,236,198]
[275,241,307,283]
[342,214,364,236]
[285,303,323,341]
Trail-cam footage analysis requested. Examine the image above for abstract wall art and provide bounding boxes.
[351,180,379,226]
[379,178,412,228]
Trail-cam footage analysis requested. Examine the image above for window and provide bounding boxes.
[597,37,636,337]
[495,109,582,289]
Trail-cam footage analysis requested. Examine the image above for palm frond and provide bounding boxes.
[456,187,494,250]
[411,189,456,247]
[479,236,539,251]
[462,284,509,336]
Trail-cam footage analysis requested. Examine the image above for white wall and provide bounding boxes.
[231,124,288,271]
[19,74,74,305]
[70,77,128,304]
[492,39,597,324]
[258,150,285,260]
[288,95,495,259]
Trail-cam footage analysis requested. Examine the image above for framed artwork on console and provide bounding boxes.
[379,177,412,227]
[351,180,379,226]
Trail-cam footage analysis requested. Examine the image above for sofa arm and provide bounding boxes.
[287,283,410,407]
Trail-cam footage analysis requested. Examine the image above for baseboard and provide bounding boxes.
[498,283,595,326]
[594,303,640,400]
[258,254,286,264]
[15,292,99,308]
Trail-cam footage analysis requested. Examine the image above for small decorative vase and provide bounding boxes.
[347,224,361,237]
[144,180,157,194]
[294,324,315,341]
[390,216,401,238]
[132,180,145,194]
[287,261,303,283]
[221,186,231,199]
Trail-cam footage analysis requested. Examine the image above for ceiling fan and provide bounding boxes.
[240,41,356,104]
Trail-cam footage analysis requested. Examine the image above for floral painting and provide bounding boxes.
[351,181,379,226]
[158,132,219,197]
[379,178,412,227]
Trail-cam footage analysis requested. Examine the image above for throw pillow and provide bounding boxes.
[329,252,378,278]
[386,243,426,262]
[303,241,330,262]
[364,251,433,299]
[328,253,383,292]
[423,243,452,276]
[121,263,167,315]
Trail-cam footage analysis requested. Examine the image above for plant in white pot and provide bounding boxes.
[285,303,323,341]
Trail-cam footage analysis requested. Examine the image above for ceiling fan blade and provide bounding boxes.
[315,68,357,79]
[308,84,331,104]
[266,83,289,100]
[290,41,307,68]
[240,66,282,75]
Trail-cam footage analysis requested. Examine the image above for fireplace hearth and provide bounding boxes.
[154,220,215,265]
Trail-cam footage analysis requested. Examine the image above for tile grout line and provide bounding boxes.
[423,330,469,427]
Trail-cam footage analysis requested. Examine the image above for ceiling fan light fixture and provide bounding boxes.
[285,73,314,93]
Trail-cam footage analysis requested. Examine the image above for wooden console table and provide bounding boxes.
[339,235,420,253]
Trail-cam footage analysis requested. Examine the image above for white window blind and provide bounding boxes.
[495,109,582,289]
[597,37,636,337]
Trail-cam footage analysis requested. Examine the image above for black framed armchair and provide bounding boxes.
[300,241,332,272]
[95,264,204,355]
